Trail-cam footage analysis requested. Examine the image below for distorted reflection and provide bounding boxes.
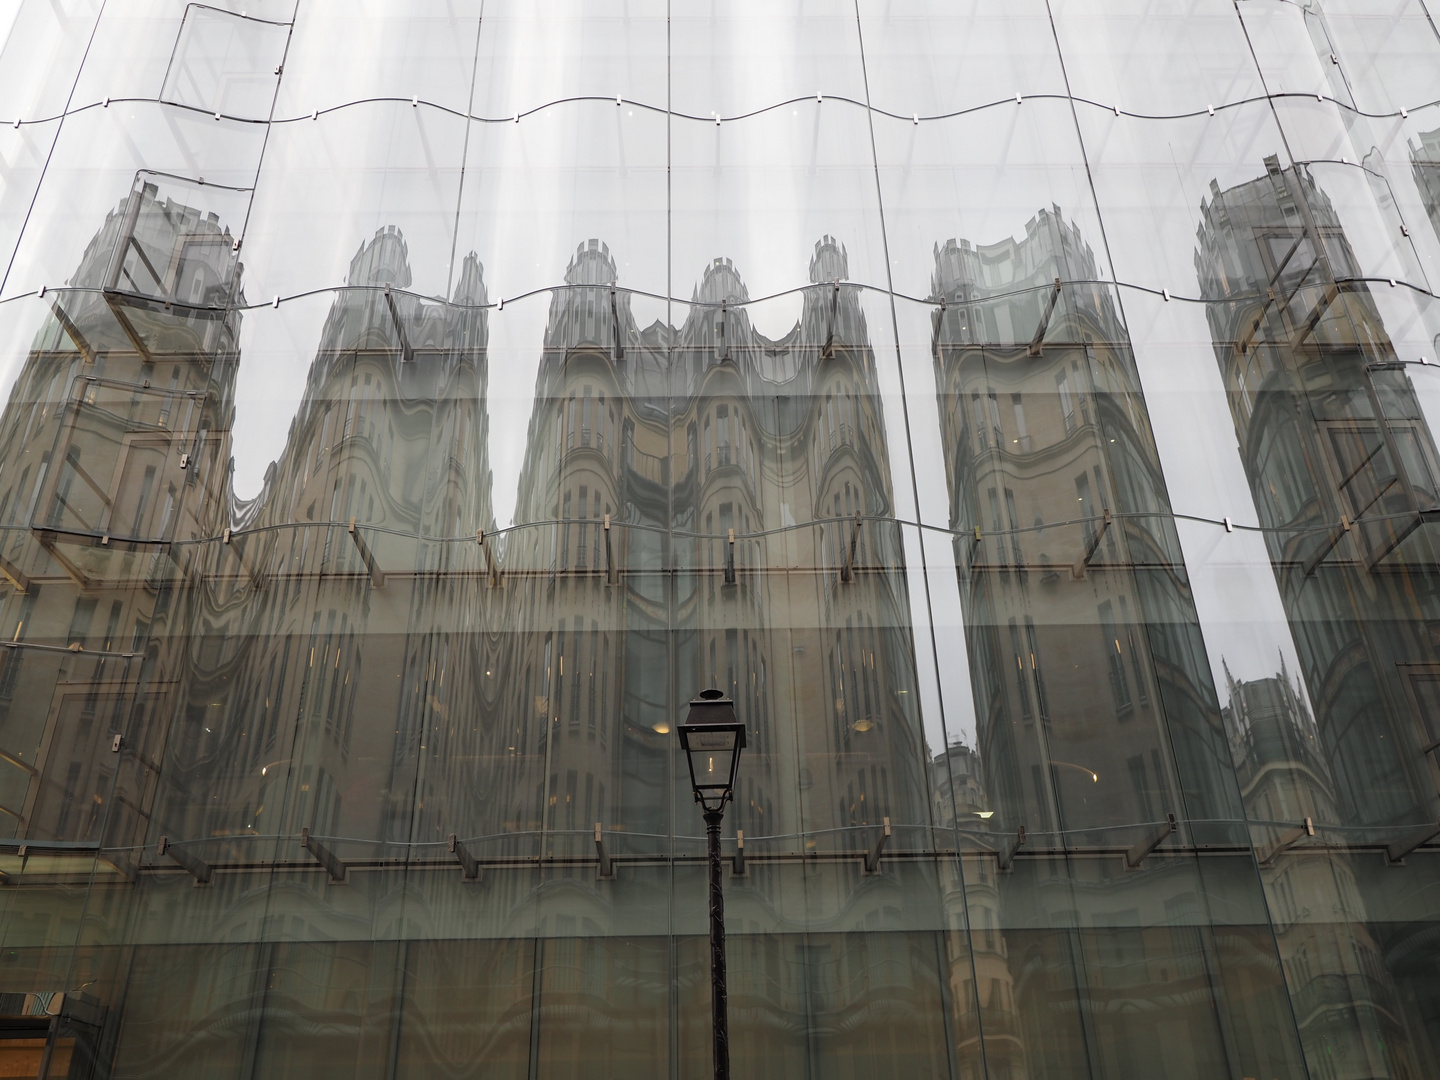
[500,234,925,859]
[1,158,1437,1075]
[925,206,1299,1080]
[0,178,958,1074]
[1197,154,1440,1080]
[1412,121,1440,248]
[930,206,1240,843]
[0,174,243,861]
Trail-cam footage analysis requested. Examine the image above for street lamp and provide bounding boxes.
[678,688,745,1080]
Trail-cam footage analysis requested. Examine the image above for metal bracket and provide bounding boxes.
[1302,513,1354,577]
[732,829,746,876]
[594,822,613,879]
[1072,508,1112,579]
[610,285,625,360]
[222,527,265,589]
[477,529,500,587]
[382,283,415,363]
[724,529,736,585]
[1126,813,1177,868]
[1387,817,1440,864]
[1290,279,1341,350]
[49,298,97,363]
[300,828,347,883]
[0,552,30,595]
[840,514,862,583]
[348,519,385,587]
[604,515,617,585]
[448,833,480,882]
[33,531,94,590]
[1259,816,1314,866]
[997,825,1026,870]
[1027,277,1063,357]
[864,817,891,873]
[158,836,212,885]
[822,280,840,359]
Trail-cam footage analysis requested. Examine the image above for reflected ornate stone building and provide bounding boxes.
[0,176,243,861]
[927,206,1288,1080]
[502,234,928,844]
[1198,155,1440,1080]
[151,223,497,857]
[495,233,943,1069]
[1197,154,1440,827]
[931,206,1239,841]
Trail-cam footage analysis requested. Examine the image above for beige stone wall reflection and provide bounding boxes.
[1199,154,1440,1080]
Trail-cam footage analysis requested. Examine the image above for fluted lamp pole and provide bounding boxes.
[678,688,745,1080]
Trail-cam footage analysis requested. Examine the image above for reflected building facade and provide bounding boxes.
[930,206,1238,844]
[1196,154,1440,1080]
[0,5,1437,1080]
[1197,155,1440,830]
[928,207,1298,1080]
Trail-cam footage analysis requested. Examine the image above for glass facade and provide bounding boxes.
[0,2,1437,1077]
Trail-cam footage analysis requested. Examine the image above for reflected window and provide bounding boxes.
[1099,600,1132,712]
[1056,370,1076,434]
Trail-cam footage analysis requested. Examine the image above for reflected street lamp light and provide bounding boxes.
[678,688,745,1080]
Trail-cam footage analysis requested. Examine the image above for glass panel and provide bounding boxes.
[1050,0,1266,115]
[394,939,533,1079]
[1309,0,1440,115]
[1195,159,1440,828]
[670,0,864,120]
[160,5,289,120]
[240,101,467,301]
[925,237,1243,844]
[71,0,295,110]
[471,0,668,121]
[1075,101,1289,294]
[858,0,1067,119]
[0,121,59,289]
[1239,0,1341,101]
[1261,847,1440,1079]
[2,101,265,300]
[276,0,481,119]
[0,7,1439,1077]
[872,100,1111,305]
[0,1,100,124]
[453,100,668,306]
[672,103,890,301]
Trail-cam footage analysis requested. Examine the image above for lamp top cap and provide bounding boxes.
[684,688,738,727]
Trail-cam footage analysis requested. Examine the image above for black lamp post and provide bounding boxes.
[678,688,745,1080]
